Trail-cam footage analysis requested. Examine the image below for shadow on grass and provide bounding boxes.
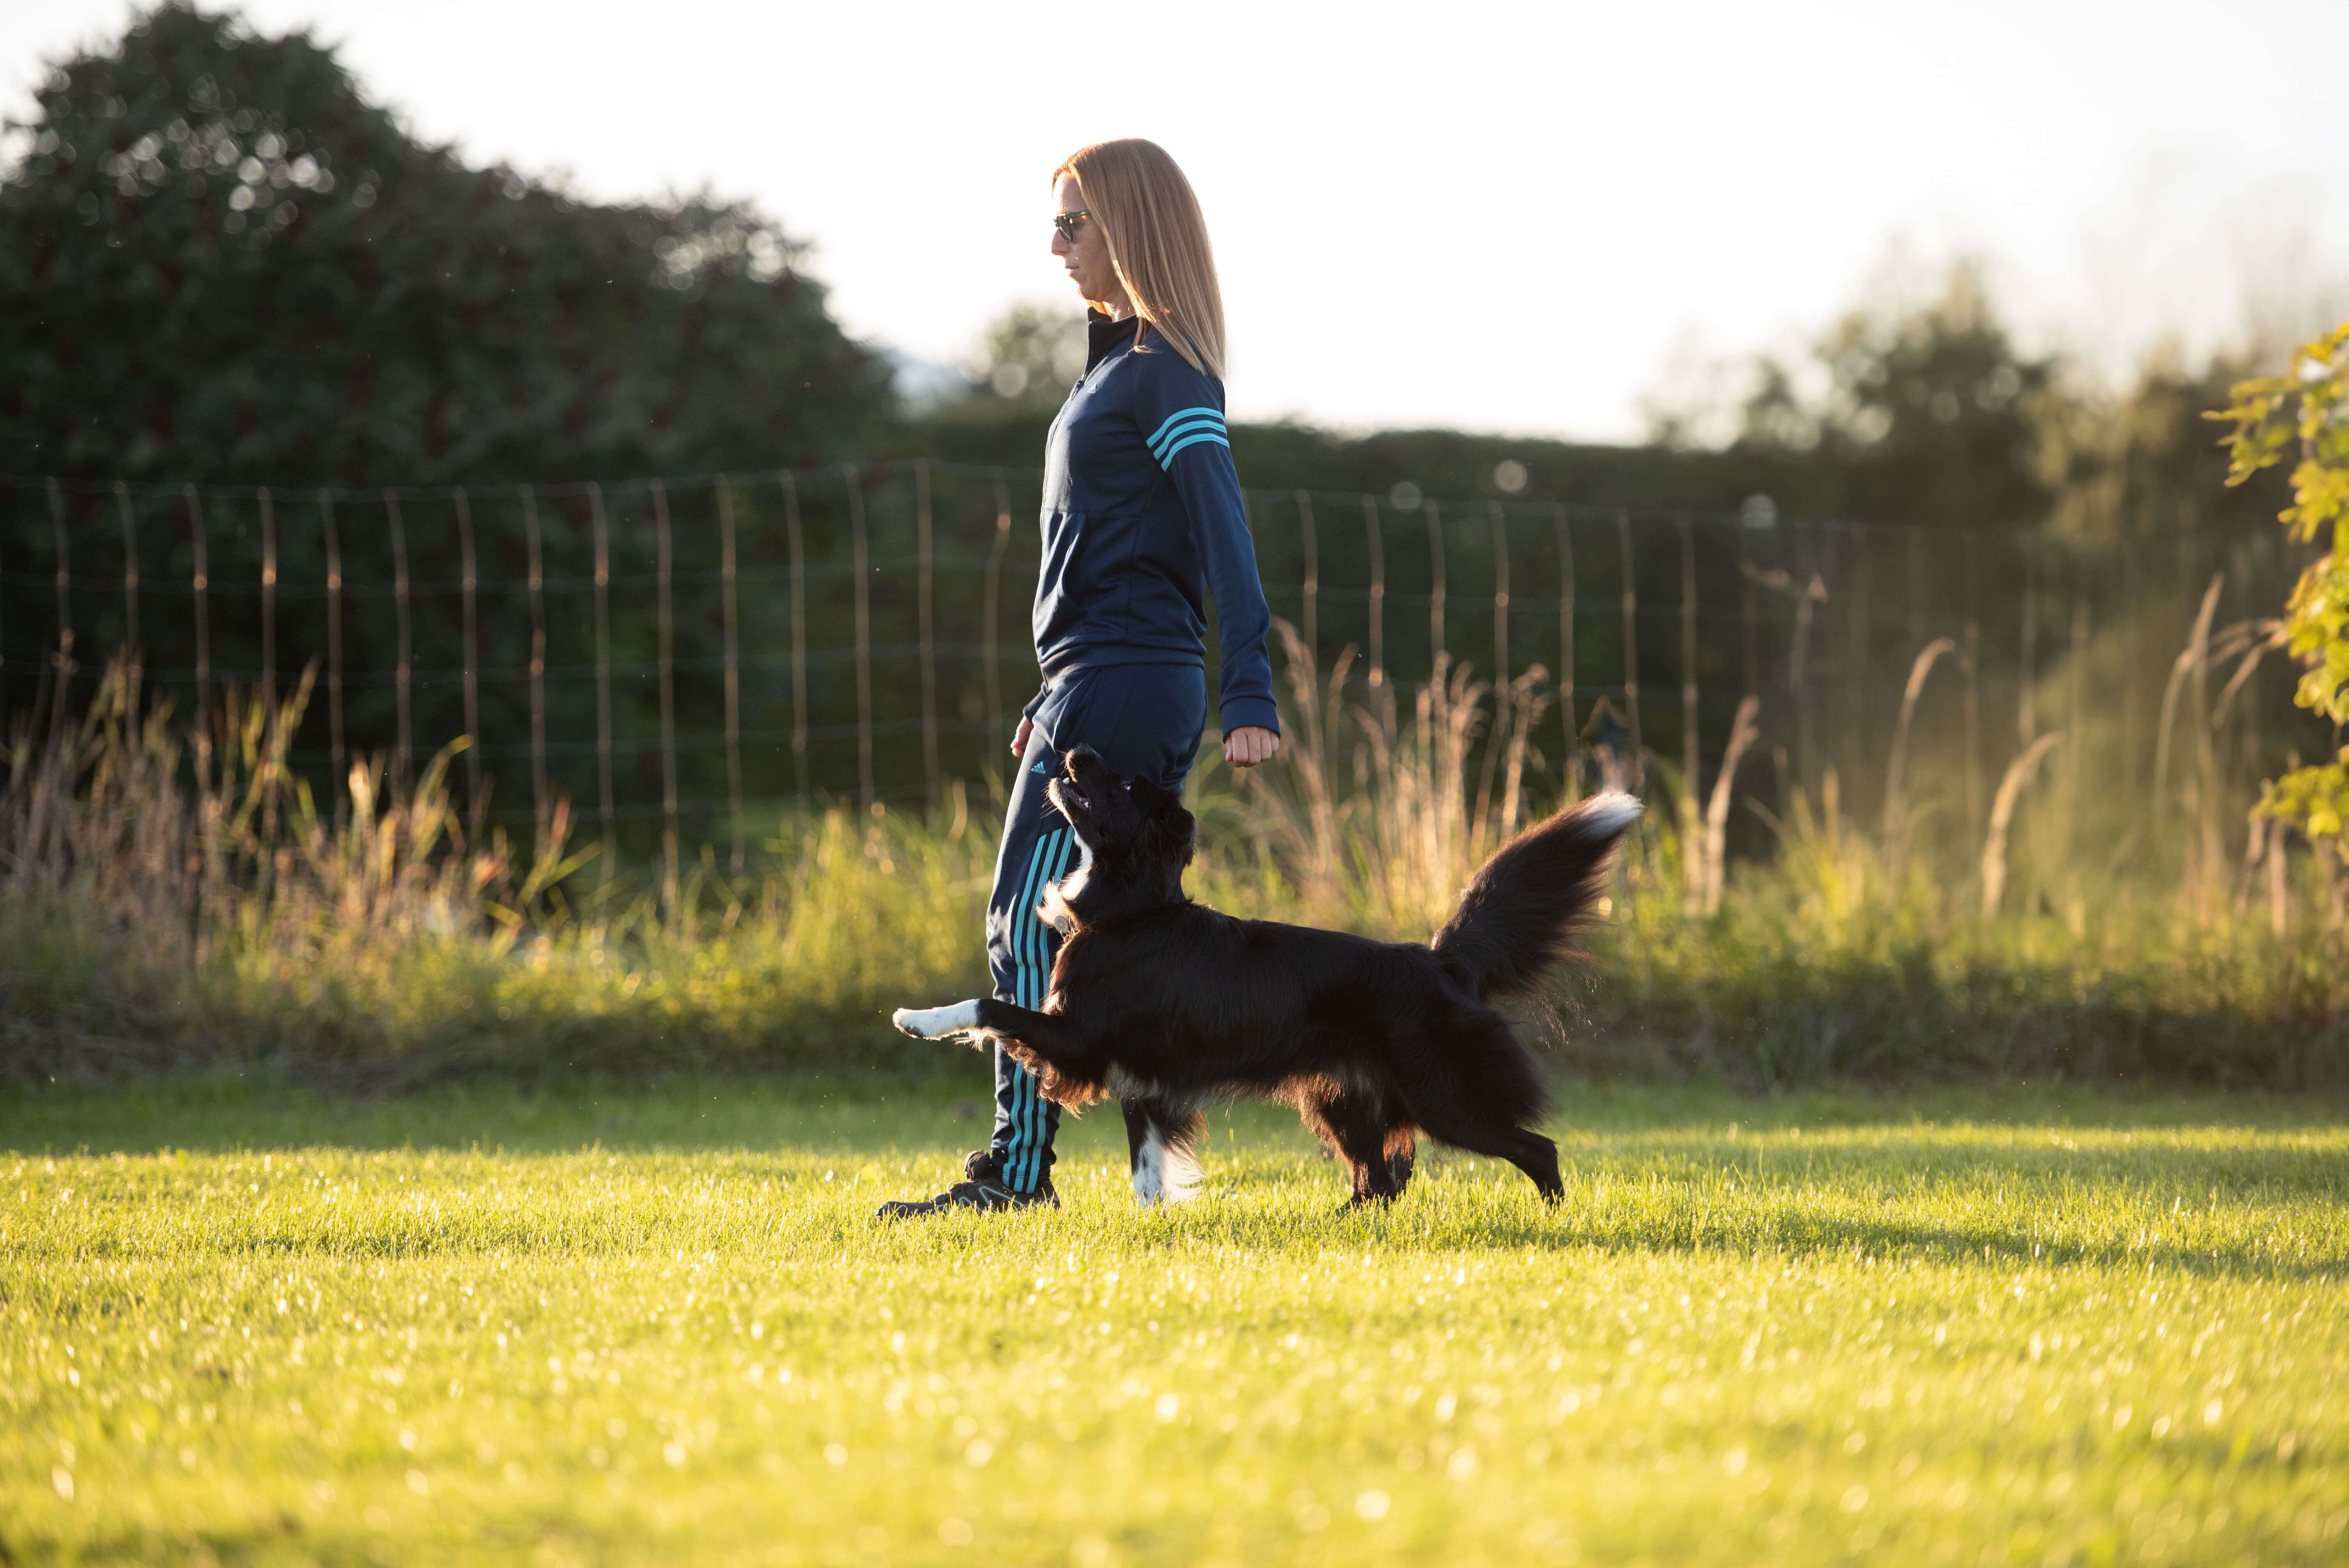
[6,1069,2346,1159]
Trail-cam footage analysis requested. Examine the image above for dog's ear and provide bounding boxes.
[1148,788,1196,868]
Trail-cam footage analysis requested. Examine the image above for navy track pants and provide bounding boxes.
[986,662,1206,1193]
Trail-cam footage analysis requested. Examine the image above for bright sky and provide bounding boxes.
[8,0,2349,439]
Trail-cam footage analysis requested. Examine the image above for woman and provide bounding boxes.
[879,139,1281,1217]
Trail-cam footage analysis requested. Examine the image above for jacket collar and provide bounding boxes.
[1086,308,1144,370]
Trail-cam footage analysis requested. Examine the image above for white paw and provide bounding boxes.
[893,1000,980,1039]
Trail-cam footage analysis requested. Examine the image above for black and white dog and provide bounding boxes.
[893,746,1640,1208]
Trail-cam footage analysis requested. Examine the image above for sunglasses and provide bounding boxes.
[1052,210,1091,243]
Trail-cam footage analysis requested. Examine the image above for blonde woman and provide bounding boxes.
[880,139,1280,1217]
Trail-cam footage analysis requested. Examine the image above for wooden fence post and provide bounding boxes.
[453,486,479,823]
[1679,515,1699,811]
[915,460,939,811]
[652,479,680,914]
[114,481,139,658]
[716,476,745,873]
[589,482,616,886]
[1297,490,1319,668]
[1618,510,1643,788]
[257,486,276,715]
[781,470,809,809]
[1554,503,1576,798]
[520,484,548,831]
[385,490,412,789]
[983,470,1013,760]
[845,464,875,813]
[1425,500,1447,675]
[319,491,343,821]
[46,480,74,675]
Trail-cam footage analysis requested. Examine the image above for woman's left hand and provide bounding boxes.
[1224,726,1280,770]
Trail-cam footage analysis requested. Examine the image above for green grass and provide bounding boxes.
[5,1078,2347,1565]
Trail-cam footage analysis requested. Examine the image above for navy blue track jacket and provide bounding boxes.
[1025,310,1281,738]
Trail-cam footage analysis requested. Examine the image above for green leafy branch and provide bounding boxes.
[2211,320,2349,840]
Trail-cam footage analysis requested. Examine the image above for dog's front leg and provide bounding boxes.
[891,1000,991,1041]
[966,999,1085,1057]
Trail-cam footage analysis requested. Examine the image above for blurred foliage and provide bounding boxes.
[919,269,2287,540]
[2216,319,2349,842]
[1715,262,2054,530]
[951,301,1089,407]
[0,2,892,484]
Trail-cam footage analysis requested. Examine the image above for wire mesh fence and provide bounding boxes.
[0,462,2315,891]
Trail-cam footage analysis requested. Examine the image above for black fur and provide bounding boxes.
[893,746,1641,1208]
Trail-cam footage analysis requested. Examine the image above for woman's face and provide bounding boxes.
[1051,173,1126,315]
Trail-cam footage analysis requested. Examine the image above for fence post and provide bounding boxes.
[2018,534,2037,745]
[453,486,480,824]
[1425,500,1447,677]
[2067,595,2089,847]
[1739,520,1759,699]
[184,485,211,731]
[1362,494,1385,698]
[1297,490,1319,668]
[781,470,809,809]
[1488,501,1511,684]
[1474,500,1512,836]
[385,490,412,789]
[716,476,744,873]
[1845,525,1868,785]
[652,479,680,915]
[1554,504,1576,799]
[520,484,547,832]
[257,486,276,715]
[320,491,343,821]
[1618,510,1643,788]
[845,463,875,813]
[1907,524,1927,655]
[983,470,1012,759]
[1963,527,1983,846]
[46,479,73,674]
[915,459,939,811]
[589,481,616,887]
[1680,514,1699,816]
[114,482,140,660]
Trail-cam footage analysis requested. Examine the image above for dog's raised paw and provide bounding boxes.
[893,1001,980,1039]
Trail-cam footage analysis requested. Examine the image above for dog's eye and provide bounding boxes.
[1121,780,1133,791]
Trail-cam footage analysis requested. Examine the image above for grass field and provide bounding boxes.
[4,1077,2345,1566]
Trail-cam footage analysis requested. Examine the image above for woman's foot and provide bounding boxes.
[874,1150,1059,1219]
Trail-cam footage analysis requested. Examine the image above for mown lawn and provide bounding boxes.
[3,1076,2345,1566]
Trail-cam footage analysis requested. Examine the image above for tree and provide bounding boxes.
[2216,320,2349,845]
[0,2,893,485]
[1718,261,2055,531]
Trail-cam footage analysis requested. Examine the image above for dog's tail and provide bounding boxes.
[1430,791,1642,1000]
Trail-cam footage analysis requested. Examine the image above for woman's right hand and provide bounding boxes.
[1011,716,1035,757]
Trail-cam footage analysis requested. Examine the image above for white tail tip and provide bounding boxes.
[1577,790,1643,836]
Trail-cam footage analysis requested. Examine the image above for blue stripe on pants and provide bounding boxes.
[993,825,1069,1193]
[984,663,1210,1195]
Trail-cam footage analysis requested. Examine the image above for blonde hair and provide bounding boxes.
[1053,139,1227,379]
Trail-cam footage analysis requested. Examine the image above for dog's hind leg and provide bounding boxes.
[1125,1099,1205,1206]
[1299,1086,1408,1208]
[1408,1103,1565,1203]
[1383,1125,1418,1197]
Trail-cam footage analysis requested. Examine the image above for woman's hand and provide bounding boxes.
[1011,717,1035,757]
[1224,726,1280,770]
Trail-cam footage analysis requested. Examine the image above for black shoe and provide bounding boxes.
[874,1150,1059,1219]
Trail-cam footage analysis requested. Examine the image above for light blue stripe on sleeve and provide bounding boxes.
[1149,415,1226,460]
[1145,404,1224,452]
[1158,429,1232,465]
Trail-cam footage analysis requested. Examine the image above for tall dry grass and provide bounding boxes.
[2,617,2344,1089]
